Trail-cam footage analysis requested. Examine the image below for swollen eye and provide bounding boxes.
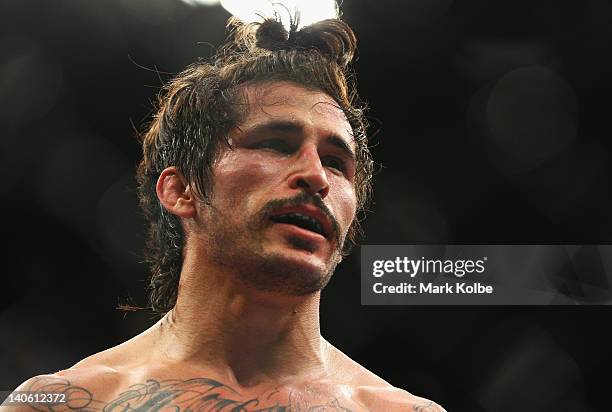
[257,139,293,154]
[323,156,345,172]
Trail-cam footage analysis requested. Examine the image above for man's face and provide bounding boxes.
[193,81,357,296]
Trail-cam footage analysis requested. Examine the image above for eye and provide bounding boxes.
[322,156,347,174]
[255,138,293,154]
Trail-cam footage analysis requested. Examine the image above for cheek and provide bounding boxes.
[330,177,357,230]
[211,150,281,207]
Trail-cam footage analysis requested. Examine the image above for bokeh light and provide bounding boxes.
[486,66,578,174]
[0,37,62,127]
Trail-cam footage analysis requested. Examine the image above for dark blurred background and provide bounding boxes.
[1,0,611,410]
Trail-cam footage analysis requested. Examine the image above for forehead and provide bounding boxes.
[237,81,354,143]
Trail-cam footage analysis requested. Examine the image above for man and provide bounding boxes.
[3,17,444,412]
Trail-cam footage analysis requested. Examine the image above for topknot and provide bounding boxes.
[289,19,357,68]
[255,19,289,50]
[227,16,357,69]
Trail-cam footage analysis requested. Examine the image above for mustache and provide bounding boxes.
[258,193,341,243]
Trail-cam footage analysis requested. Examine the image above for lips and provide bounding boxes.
[270,213,326,237]
[269,206,333,239]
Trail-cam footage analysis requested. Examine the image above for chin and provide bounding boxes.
[241,247,337,297]
[282,236,339,271]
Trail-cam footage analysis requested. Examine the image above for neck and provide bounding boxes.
[151,247,330,387]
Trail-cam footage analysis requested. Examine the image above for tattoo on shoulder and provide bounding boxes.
[413,400,440,412]
[17,375,355,412]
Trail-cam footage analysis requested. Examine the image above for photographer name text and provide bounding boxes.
[373,282,494,295]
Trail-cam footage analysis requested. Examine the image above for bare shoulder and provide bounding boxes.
[328,343,446,411]
[353,385,447,412]
[1,363,122,412]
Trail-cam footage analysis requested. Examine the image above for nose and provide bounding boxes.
[288,144,330,198]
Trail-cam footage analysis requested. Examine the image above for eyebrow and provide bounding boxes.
[245,120,356,160]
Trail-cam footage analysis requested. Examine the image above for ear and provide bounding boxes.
[156,167,196,219]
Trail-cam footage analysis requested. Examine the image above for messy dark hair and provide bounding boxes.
[136,16,373,315]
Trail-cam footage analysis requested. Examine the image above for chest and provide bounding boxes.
[88,377,364,412]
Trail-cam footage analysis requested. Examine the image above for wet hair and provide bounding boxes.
[136,16,373,315]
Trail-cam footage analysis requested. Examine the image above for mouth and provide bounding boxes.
[270,213,328,238]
